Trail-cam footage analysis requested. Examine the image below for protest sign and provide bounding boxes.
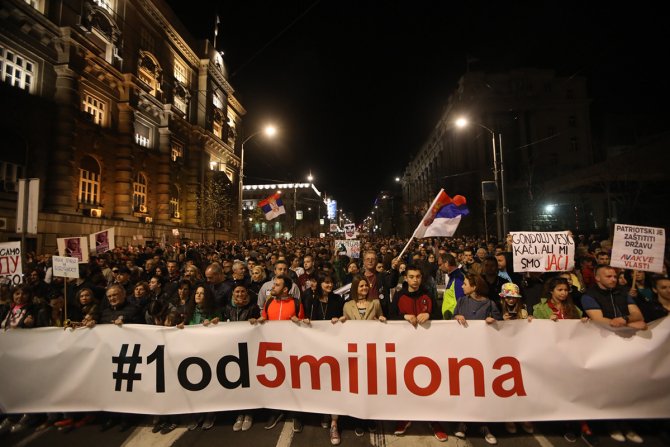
[0,241,22,285]
[511,231,574,272]
[52,256,80,279]
[335,239,360,258]
[329,223,338,233]
[610,224,665,273]
[89,228,115,254]
[57,236,89,263]
[344,223,356,239]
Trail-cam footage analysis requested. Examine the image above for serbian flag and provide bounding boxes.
[258,193,286,220]
[412,189,469,238]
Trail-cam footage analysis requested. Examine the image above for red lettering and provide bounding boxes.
[545,254,568,271]
[366,343,377,395]
[404,356,440,396]
[448,357,485,396]
[385,343,397,395]
[491,356,526,397]
[290,355,341,391]
[256,342,286,388]
[348,343,358,394]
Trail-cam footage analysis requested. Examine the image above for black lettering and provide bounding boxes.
[178,357,212,391]
[217,342,250,389]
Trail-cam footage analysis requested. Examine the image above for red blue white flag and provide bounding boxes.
[258,193,286,221]
[412,189,469,238]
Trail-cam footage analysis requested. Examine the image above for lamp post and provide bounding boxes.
[455,117,507,240]
[238,125,276,241]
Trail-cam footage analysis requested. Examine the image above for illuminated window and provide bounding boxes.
[134,121,151,148]
[79,156,101,205]
[171,141,183,162]
[0,46,36,92]
[92,0,115,13]
[82,93,106,125]
[212,109,223,139]
[169,184,180,218]
[138,51,161,96]
[226,113,237,146]
[133,172,147,212]
[174,59,187,85]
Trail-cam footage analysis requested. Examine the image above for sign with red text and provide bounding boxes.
[1,319,669,420]
[611,224,665,273]
[0,241,22,285]
[511,231,575,272]
[335,239,360,258]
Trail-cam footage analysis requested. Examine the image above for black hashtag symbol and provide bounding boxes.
[112,344,143,392]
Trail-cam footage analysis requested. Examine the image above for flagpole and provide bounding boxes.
[397,189,445,261]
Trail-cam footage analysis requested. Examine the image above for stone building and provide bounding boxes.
[0,0,244,252]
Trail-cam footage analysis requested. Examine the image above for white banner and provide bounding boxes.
[0,241,22,285]
[52,255,80,279]
[89,228,115,254]
[57,236,89,263]
[610,224,665,273]
[511,231,575,272]
[335,239,360,259]
[1,319,669,420]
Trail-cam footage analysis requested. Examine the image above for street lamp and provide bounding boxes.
[455,117,508,240]
[238,125,276,241]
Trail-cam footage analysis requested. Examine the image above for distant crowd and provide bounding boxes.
[1,233,669,445]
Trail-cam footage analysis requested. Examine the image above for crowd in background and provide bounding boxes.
[1,233,669,445]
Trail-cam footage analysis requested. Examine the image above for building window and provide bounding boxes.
[140,28,155,54]
[23,0,45,11]
[134,121,152,148]
[138,50,161,96]
[92,0,115,13]
[170,184,180,218]
[212,90,223,109]
[570,137,579,152]
[174,59,187,85]
[82,93,106,125]
[79,156,101,205]
[133,172,147,212]
[226,113,237,147]
[0,46,36,92]
[568,115,576,127]
[0,161,24,192]
[212,109,223,139]
[171,141,183,162]
[173,83,189,115]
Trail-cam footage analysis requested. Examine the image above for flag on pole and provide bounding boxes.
[258,193,286,221]
[412,189,469,238]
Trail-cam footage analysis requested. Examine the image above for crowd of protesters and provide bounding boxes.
[1,233,669,445]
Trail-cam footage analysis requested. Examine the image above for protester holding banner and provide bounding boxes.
[582,266,646,330]
[635,275,670,323]
[0,285,35,329]
[361,249,399,317]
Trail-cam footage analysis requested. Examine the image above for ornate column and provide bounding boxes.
[45,65,78,212]
[113,103,134,219]
[156,106,171,224]
[184,135,201,227]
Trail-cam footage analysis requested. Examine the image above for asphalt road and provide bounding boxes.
[2,412,669,447]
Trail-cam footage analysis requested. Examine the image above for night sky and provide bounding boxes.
[165,0,668,221]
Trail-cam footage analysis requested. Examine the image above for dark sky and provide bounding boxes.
[165,0,668,221]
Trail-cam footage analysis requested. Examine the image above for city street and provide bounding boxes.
[3,413,669,447]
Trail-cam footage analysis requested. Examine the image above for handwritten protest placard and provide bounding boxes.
[0,241,22,285]
[335,239,361,259]
[610,224,665,273]
[511,231,574,272]
[52,256,80,279]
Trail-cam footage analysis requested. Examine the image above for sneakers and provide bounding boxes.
[480,425,498,445]
[564,431,577,442]
[75,415,95,429]
[330,425,341,445]
[201,413,216,430]
[394,420,411,435]
[505,422,517,434]
[187,415,202,431]
[625,430,643,443]
[152,421,165,433]
[430,422,448,442]
[292,417,303,433]
[160,423,177,435]
[367,420,377,433]
[233,414,245,432]
[454,422,467,439]
[581,431,599,446]
[241,414,253,431]
[521,421,534,434]
[354,426,365,437]
[0,418,13,435]
[610,429,626,442]
[264,412,284,430]
[321,415,330,429]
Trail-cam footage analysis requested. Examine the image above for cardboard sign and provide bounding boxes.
[610,224,665,273]
[0,241,22,285]
[89,228,115,254]
[344,223,356,240]
[52,256,80,279]
[335,239,360,259]
[511,231,574,272]
[56,237,89,263]
[329,224,338,233]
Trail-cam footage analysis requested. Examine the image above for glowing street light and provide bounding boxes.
[238,125,276,240]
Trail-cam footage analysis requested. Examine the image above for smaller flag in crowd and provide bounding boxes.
[259,193,286,221]
[412,189,469,238]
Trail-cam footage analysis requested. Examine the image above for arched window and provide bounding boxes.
[138,50,161,97]
[169,184,180,218]
[133,172,147,212]
[79,156,101,205]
